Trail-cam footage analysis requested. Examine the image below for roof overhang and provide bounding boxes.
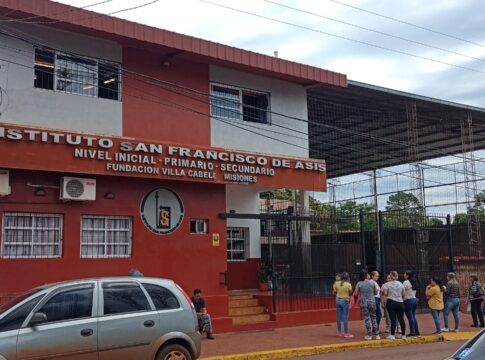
[0,0,347,87]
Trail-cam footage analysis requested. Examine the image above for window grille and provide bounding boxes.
[81,216,132,258]
[210,83,270,124]
[227,227,249,261]
[1,213,63,258]
[34,48,121,101]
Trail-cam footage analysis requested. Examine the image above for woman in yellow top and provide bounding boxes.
[426,277,444,334]
[333,272,354,338]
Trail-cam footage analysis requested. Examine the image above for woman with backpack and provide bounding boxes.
[403,270,420,337]
[468,273,484,328]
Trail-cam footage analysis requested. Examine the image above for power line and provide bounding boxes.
[1,0,160,25]
[0,0,115,23]
[197,0,485,75]
[326,0,485,50]
[264,0,485,64]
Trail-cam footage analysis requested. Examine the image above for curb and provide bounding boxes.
[201,332,476,360]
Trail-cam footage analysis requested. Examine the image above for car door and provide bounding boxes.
[16,283,98,360]
[97,281,159,360]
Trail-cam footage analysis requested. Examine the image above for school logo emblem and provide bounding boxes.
[140,188,184,235]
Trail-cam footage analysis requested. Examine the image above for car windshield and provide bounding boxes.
[452,329,485,359]
[0,288,45,315]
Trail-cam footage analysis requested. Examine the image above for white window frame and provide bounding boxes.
[210,83,271,124]
[190,219,208,234]
[227,227,249,262]
[1,212,63,259]
[80,215,132,259]
[33,47,121,101]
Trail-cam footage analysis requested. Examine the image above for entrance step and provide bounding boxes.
[228,305,265,316]
[228,294,254,301]
[231,313,271,325]
[228,298,259,308]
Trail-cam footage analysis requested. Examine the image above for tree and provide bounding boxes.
[272,189,293,200]
[385,192,423,227]
[385,192,422,212]
[336,200,376,231]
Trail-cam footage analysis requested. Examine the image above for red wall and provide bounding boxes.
[227,259,259,290]
[122,47,211,146]
[0,170,227,311]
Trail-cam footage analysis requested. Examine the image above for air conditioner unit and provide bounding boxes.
[0,170,11,196]
[60,177,96,201]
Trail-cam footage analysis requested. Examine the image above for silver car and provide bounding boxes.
[0,277,201,360]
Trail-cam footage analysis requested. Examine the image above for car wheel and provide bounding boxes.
[157,344,192,360]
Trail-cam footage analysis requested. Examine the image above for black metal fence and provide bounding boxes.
[261,209,485,313]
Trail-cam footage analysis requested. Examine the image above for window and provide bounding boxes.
[227,227,249,261]
[1,213,63,258]
[142,283,180,310]
[33,48,121,101]
[190,219,208,234]
[0,295,44,332]
[210,83,270,124]
[103,283,150,315]
[81,216,132,258]
[38,286,93,323]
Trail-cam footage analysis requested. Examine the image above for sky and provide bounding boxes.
[54,0,485,214]
[56,0,485,107]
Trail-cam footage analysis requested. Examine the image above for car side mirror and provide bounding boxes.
[30,312,48,326]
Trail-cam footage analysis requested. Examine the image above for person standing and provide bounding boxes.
[426,277,444,335]
[355,269,379,340]
[333,272,354,338]
[192,288,215,339]
[382,271,406,339]
[371,271,382,331]
[403,270,420,337]
[442,272,460,332]
[468,274,485,328]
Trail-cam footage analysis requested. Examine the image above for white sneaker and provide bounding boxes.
[441,328,450,332]
[364,335,372,340]
[396,334,402,339]
[374,335,381,340]
[387,335,396,340]
[401,335,407,340]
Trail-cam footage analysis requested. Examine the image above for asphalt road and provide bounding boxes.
[295,341,465,360]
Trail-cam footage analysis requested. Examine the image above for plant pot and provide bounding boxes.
[259,282,269,292]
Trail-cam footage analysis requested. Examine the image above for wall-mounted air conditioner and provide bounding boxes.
[0,170,11,196]
[60,177,96,201]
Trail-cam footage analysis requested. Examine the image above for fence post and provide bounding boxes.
[359,209,367,269]
[447,214,454,272]
[379,211,386,274]
[272,276,277,314]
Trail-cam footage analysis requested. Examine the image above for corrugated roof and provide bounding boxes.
[0,0,347,87]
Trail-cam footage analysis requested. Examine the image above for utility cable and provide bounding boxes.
[264,0,485,64]
[197,0,485,75]
[326,0,485,50]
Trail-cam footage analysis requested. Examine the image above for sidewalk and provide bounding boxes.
[201,313,480,359]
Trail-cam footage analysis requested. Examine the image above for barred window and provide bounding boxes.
[210,83,270,124]
[34,48,121,101]
[1,213,63,258]
[81,216,132,258]
[227,227,249,261]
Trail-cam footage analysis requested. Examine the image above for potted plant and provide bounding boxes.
[258,262,270,291]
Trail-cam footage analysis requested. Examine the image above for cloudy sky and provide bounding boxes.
[57,0,485,107]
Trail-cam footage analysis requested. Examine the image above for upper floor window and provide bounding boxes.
[210,83,270,124]
[1,212,63,259]
[34,48,121,101]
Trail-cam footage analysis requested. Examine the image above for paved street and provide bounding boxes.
[295,341,465,360]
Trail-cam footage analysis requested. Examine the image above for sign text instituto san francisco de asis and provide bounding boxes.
[0,125,327,191]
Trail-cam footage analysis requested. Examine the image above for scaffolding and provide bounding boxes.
[461,112,482,257]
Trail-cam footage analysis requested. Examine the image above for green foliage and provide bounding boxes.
[273,189,293,200]
[385,191,422,212]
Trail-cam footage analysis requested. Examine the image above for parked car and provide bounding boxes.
[0,277,201,360]
[445,328,485,360]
